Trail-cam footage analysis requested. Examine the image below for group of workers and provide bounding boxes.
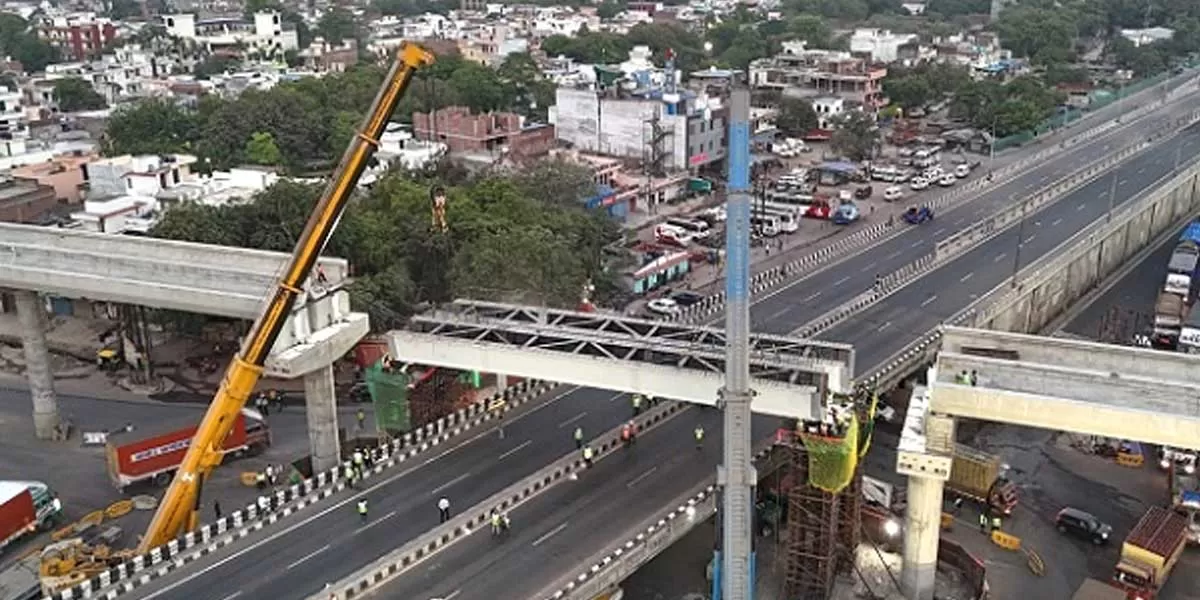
[954,370,979,386]
[343,446,376,489]
[252,389,285,415]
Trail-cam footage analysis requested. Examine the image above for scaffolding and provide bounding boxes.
[783,441,842,600]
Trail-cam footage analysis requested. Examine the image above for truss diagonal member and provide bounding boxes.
[589,341,618,360]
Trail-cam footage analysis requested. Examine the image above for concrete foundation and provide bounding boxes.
[303,363,341,474]
[900,475,943,600]
[14,290,59,439]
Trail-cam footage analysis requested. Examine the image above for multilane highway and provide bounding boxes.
[116,84,1199,600]
[364,112,1200,598]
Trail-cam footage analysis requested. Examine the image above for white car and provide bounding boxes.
[954,163,971,178]
[647,298,680,316]
[938,174,957,187]
[884,186,903,201]
[910,177,929,191]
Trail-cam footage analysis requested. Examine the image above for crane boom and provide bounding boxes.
[139,43,434,552]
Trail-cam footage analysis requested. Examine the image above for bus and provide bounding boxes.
[665,218,712,239]
[754,205,799,233]
[751,214,782,237]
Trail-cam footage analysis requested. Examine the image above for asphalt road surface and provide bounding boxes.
[820,122,1200,372]
[122,386,643,600]
[376,410,783,600]
[114,81,1200,599]
[748,102,1200,341]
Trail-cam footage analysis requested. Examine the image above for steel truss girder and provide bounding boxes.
[408,300,854,393]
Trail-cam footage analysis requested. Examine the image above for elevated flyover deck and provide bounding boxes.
[389,300,853,418]
[931,326,1200,450]
[111,81,1200,600]
[0,223,366,375]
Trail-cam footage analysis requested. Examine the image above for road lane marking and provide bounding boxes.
[877,321,891,332]
[532,523,569,547]
[932,228,946,236]
[557,412,588,428]
[430,472,471,495]
[993,252,1007,263]
[607,392,625,402]
[443,591,462,600]
[422,386,577,466]
[768,306,792,321]
[355,510,398,533]
[285,544,329,570]
[1051,218,1062,227]
[886,250,902,259]
[833,276,850,286]
[859,261,877,273]
[960,272,974,282]
[220,593,242,600]
[497,440,532,461]
[921,295,937,307]
[952,218,965,226]
[803,291,822,302]
[910,240,922,248]
[1137,167,1145,174]
[1077,203,1086,211]
[1119,179,1128,186]
[627,466,658,488]
[1024,234,1037,244]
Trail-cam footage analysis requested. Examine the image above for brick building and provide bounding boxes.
[39,14,118,61]
[0,176,58,223]
[412,106,555,159]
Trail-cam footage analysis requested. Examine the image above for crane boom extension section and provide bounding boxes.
[138,43,434,552]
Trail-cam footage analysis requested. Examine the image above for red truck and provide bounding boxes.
[1113,506,1188,599]
[105,408,271,492]
[1,481,62,554]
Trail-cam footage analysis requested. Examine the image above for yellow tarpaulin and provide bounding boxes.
[799,415,860,493]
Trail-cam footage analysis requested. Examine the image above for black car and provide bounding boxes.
[1055,507,1113,545]
[670,291,704,306]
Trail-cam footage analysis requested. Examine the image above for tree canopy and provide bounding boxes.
[0,14,59,73]
[831,111,878,161]
[149,164,618,330]
[950,76,1065,136]
[775,97,819,136]
[53,77,107,112]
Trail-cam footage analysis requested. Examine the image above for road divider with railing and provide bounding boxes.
[49,379,561,600]
[858,151,1200,394]
[667,89,1196,326]
[777,109,1200,343]
[312,399,694,600]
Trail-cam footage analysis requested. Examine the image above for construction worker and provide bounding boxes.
[582,445,595,468]
[438,497,451,523]
[631,394,643,416]
[356,408,366,431]
[991,514,1002,532]
[352,449,365,478]
[978,511,988,533]
[621,422,633,448]
[627,420,638,445]
[357,498,369,524]
[490,509,503,536]
[694,425,705,450]
[269,389,283,413]
[344,463,357,489]
[573,426,584,449]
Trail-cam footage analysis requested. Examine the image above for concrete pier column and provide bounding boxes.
[496,374,508,391]
[14,290,59,439]
[900,475,944,600]
[303,363,341,474]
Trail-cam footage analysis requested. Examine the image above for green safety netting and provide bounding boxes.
[799,415,860,493]
[365,360,411,433]
[857,392,880,459]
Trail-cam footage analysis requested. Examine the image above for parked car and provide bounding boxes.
[910,177,929,191]
[938,174,957,187]
[647,298,680,316]
[884,186,903,202]
[1055,507,1112,545]
[855,185,873,199]
[954,163,971,178]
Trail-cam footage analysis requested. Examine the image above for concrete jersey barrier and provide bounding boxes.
[47,378,560,600]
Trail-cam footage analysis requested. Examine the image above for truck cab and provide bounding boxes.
[8,481,62,530]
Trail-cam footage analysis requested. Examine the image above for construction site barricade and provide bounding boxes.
[990,530,1021,551]
[1117,441,1144,467]
[798,415,859,493]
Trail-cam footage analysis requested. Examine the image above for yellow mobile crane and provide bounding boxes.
[138,43,434,552]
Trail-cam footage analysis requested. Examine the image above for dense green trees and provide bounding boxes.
[0,14,59,73]
[775,98,819,136]
[52,77,106,111]
[150,166,617,330]
[830,111,879,161]
[882,63,970,110]
[950,76,1065,136]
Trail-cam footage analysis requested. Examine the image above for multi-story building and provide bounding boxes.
[0,86,26,138]
[750,42,888,110]
[0,175,57,223]
[849,28,918,64]
[162,12,299,54]
[412,106,555,160]
[38,12,118,62]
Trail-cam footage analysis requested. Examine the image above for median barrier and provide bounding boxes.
[316,400,693,600]
[51,379,561,600]
[666,96,1197,327]
[858,148,1200,393]
[538,440,779,600]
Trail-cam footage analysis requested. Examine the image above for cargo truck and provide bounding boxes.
[0,481,62,553]
[1072,578,1128,600]
[1113,506,1188,599]
[947,444,1018,515]
[106,407,270,492]
[1179,306,1200,354]
[1153,291,1186,342]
